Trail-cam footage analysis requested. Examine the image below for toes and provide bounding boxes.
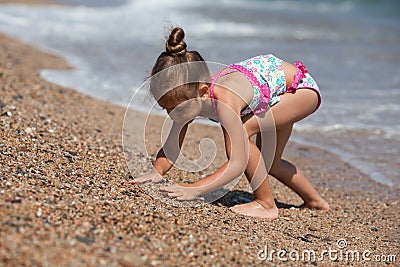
[167,192,182,198]
[299,202,330,212]
[229,205,248,216]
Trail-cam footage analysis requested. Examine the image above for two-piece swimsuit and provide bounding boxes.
[208,54,321,118]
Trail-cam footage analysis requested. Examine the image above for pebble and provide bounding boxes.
[1,111,12,117]
[371,226,379,232]
[119,254,147,267]
[25,127,34,135]
[11,199,21,204]
[36,208,43,217]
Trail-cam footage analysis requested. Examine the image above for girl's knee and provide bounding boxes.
[269,159,297,177]
[269,160,283,177]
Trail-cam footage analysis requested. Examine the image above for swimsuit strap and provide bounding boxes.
[287,61,308,93]
[210,63,272,117]
[228,64,270,103]
[209,68,238,117]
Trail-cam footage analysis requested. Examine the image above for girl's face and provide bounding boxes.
[162,97,202,123]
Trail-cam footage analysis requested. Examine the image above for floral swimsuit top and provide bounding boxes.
[209,54,319,117]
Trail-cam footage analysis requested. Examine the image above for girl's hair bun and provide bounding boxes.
[165,27,187,57]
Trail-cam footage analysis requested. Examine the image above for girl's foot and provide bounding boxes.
[229,200,279,219]
[300,199,330,212]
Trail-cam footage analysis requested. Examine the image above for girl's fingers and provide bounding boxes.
[132,178,148,184]
[168,192,182,197]
[128,176,155,184]
[160,185,179,192]
[128,177,150,184]
[151,177,164,183]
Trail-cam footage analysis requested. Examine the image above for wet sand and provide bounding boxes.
[0,5,399,266]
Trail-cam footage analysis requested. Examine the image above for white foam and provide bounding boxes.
[218,0,355,12]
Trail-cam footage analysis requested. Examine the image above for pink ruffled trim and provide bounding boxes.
[287,61,308,93]
[210,64,272,117]
[229,64,270,113]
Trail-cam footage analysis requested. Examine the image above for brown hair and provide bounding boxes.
[150,27,210,105]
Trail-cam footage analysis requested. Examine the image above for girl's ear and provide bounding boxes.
[198,83,209,97]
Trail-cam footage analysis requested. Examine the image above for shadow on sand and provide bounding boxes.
[212,190,299,209]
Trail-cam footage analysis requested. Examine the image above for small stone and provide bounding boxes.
[119,253,147,267]
[19,147,29,152]
[36,208,43,217]
[371,226,379,232]
[76,235,95,246]
[308,225,318,231]
[1,111,12,117]
[68,150,78,156]
[25,127,34,135]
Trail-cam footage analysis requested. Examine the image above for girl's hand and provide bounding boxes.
[128,169,163,184]
[160,183,203,201]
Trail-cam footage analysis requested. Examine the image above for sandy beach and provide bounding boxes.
[1,2,399,266]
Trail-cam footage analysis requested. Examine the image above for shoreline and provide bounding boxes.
[0,6,399,267]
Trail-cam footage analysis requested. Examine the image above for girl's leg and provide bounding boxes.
[260,89,329,210]
[258,124,329,211]
[230,89,329,218]
[229,139,279,219]
[222,127,279,219]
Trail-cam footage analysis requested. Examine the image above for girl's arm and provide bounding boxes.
[154,120,189,175]
[161,92,250,199]
[188,101,249,191]
[129,121,189,183]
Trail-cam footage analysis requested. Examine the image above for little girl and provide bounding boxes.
[129,27,329,219]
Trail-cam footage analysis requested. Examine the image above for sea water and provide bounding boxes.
[0,0,399,188]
